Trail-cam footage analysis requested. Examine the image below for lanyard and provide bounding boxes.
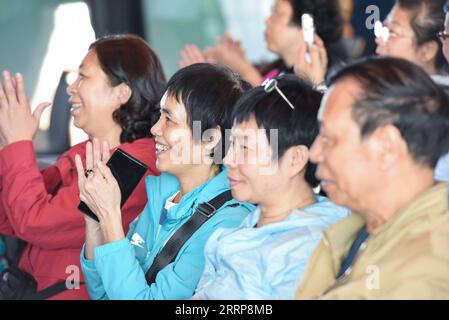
[336,226,369,279]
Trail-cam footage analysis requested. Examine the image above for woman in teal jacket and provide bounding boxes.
[75,64,253,300]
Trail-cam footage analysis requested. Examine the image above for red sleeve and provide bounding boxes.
[0,147,71,236]
[0,151,15,236]
[0,141,85,250]
[0,202,15,237]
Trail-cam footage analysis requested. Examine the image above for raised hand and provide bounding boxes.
[75,139,120,222]
[294,35,328,87]
[179,45,209,68]
[75,138,124,243]
[0,71,51,145]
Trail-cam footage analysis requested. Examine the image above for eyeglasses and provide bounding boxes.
[262,78,295,110]
[374,21,390,42]
[374,21,414,43]
[437,31,449,43]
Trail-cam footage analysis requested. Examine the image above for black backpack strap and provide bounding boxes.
[145,190,233,285]
[28,281,71,300]
[28,280,84,300]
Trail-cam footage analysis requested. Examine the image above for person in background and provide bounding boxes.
[302,0,449,184]
[77,64,254,300]
[297,0,448,87]
[376,0,449,84]
[433,0,449,186]
[179,0,348,87]
[351,0,395,56]
[0,34,165,299]
[376,0,449,188]
[295,57,449,299]
[193,75,350,300]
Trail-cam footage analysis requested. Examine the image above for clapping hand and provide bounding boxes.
[0,71,51,146]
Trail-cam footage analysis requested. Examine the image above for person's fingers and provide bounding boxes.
[294,44,315,76]
[75,154,86,189]
[309,45,320,65]
[179,48,190,68]
[318,46,328,67]
[216,36,225,46]
[102,140,111,163]
[204,48,217,61]
[86,141,93,170]
[96,161,116,185]
[180,45,205,66]
[15,73,27,105]
[179,45,194,66]
[83,177,94,196]
[90,165,101,182]
[0,84,7,109]
[204,50,217,64]
[295,44,307,68]
[191,45,205,62]
[11,76,18,91]
[185,45,203,63]
[92,138,101,165]
[224,33,234,47]
[234,40,242,51]
[32,102,52,123]
[2,71,17,105]
[185,45,196,60]
[314,34,324,47]
[182,45,194,62]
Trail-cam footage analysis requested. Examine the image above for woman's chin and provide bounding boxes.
[72,118,87,131]
[155,157,169,173]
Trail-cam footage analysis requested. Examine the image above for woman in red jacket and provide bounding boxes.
[0,34,166,299]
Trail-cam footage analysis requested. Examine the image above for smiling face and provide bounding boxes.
[223,115,292,204]
[150,92,216,176]
[67,49,122,138]
[375,4,427,68]
[309,80,381,212]
[264,0,303,56]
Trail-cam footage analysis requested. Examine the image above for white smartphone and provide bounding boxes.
[302,13,315,63]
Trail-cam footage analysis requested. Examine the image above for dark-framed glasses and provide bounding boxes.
[262,78,295,110]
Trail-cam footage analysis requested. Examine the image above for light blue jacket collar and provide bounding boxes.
[243,195,350,231]
[145,168,233,223]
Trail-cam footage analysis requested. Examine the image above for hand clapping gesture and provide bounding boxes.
[0,71,51,147]
[75,138,125,243]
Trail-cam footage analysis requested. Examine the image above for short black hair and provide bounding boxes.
[90,34,166,143]
[288,0,343,44]
[166,63,251,160]
[328,56,449,168]
[232,75,323,188]
[396,0,448,72]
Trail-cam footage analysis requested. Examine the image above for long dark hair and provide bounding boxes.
[89,34,167,143]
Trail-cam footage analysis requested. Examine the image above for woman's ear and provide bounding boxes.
[116,83,132,105]
[202,126,222,155]
[284,145,309,177]
[418,40,439,65]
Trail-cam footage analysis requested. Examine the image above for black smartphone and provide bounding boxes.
[78,148,148,222]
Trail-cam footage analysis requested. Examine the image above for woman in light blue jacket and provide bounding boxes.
[194,76,350,300]
[75,64,253,300]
